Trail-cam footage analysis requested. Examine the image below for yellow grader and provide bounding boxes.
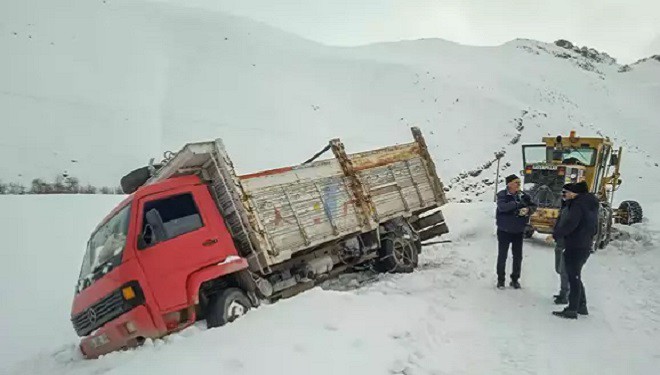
[521,131,643,250]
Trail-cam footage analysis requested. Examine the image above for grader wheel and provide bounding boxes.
[617,201,643,225]
[593,204,613,252]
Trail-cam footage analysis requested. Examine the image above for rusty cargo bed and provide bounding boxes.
[146,127,448,274]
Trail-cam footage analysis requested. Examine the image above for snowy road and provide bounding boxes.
[2,199,658,375]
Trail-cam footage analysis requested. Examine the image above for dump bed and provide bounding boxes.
[146,127,447,274]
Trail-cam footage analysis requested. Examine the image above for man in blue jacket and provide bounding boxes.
[496,174,536,289]
[552,181,599,319]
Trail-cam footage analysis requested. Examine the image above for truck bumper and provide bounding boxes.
[80,305,162,359]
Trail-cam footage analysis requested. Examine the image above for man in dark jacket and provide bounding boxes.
[552,181,599,319]
[553,197,570,304]
[496,174,536,289]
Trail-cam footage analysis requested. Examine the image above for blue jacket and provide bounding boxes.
[496,190,534,233]
[553,193,599,251]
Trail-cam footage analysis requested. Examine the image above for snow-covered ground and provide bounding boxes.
[2,197,659,375]
[2,0,660,373]
[0,195,125,368]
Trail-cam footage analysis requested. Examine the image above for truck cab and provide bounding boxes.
[71,175,248,358]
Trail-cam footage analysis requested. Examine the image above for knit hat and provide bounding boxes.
[564,181,589,194]
[505,174,520,184]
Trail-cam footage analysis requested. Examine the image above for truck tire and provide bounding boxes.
[376,234,418,273]
[120,165,158,194]
[206,288,251,329]
[618,201,643,225]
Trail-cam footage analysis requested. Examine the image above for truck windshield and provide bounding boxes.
[77,204,131,293]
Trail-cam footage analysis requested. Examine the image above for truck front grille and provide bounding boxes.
[71,281,144,337]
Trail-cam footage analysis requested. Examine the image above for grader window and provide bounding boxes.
[522,144,548,165]
[547,147,596,166]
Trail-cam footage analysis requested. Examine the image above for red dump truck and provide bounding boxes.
[71,127,449,358]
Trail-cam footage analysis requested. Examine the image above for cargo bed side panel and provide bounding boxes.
[240,161,364,265]
[358,157,437,221]
[351,143,441,222]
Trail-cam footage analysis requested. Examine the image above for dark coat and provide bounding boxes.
[496,190,535,234]
[554,201,570,248]
[553,193,600,251]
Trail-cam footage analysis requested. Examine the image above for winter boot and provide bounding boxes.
[552,309,578,319]
[510,280,521,289]
[577,305,589,316]
[497,280,505,289]
[554,294,568,305]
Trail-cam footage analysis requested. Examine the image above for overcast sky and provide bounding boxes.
[151,0,659,63]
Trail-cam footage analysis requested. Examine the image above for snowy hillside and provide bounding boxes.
[2,0,660,374]
[2,0,658,195]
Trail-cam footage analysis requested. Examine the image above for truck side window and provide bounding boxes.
[140,193,204,248]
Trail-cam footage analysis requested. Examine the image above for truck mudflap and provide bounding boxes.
[412,210,449,241]
[80,305,161,359]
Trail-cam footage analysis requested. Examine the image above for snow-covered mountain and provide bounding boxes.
[2,0,658,198]
[1,1,659,374]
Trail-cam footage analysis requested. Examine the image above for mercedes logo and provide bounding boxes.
[87,307,97,324]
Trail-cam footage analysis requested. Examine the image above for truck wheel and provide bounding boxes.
[120,164,161,194]
[206,288,251,329]
[618,201,643,225]
[376,234,418,273]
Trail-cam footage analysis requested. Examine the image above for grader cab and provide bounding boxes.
[521,131,643,250]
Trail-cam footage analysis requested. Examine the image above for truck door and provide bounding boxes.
[135,185,237,312]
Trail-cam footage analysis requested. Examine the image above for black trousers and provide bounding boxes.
[564,248,590,311]
[497,230,523,282]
